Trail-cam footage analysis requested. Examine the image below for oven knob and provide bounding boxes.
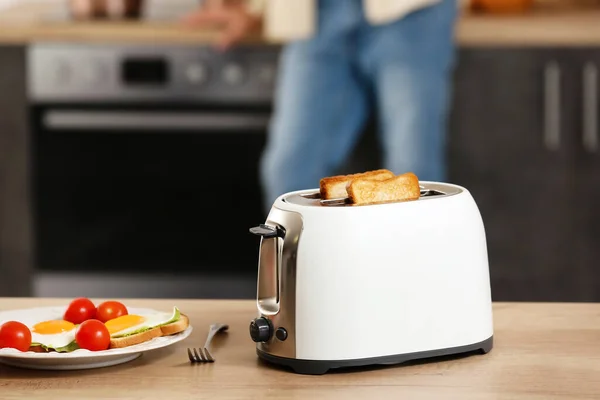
[222,63,245,86]
[185,63,208,85]
[249,317,272,342]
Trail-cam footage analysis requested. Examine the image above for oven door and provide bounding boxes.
[31,103,270,280]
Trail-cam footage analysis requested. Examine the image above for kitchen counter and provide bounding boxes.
[1,2,600,46]
[1,298,600,399]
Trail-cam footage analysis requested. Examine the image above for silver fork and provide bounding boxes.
[187,323,229,363]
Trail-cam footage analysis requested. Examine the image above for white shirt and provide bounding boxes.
[248,0,444,41]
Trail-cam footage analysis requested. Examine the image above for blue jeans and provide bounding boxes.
[260,0,457,209]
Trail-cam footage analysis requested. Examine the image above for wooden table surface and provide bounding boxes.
[2,1,600,46]
[1,298,600,399]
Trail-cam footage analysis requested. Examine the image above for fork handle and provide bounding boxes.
[203,324,228,349]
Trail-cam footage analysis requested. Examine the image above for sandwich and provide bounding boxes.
[107,307,190,349]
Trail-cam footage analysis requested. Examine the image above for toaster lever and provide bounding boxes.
[249,224,285,239]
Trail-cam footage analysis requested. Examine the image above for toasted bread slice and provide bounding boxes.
[109,326,163,349]
[160,314,189,336]
[347,172,420,205]
[28,345,50,353]
[319,169,395,200]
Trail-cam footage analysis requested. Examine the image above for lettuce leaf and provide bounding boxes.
[51,341,80,353]
[30,341,80,353]
[160,306,181,327]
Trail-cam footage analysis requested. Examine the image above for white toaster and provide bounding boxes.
[248,182,494,375]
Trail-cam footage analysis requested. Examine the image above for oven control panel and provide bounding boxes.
[27,43,280,103]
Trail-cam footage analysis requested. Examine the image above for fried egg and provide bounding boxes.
[29,319,77,350]
[105,307,179,338]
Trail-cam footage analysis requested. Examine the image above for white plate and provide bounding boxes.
[0,306,193,370]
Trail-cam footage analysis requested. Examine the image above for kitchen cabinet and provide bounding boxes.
[0,45,32,297]
[569,49,600,301]
[448,47,600,302]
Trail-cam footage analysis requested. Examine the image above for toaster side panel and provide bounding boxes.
[293,190,494,361]
[253,207,304,359]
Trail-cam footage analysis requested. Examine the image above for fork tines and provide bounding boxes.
[187,347,215,363]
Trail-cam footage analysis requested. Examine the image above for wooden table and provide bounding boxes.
[1,298,600,399]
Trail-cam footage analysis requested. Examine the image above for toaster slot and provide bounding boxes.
[420,189,446,197]
[287,183,455,207]
[319,197,351,206]
[315,188,446,206]
[299,192,321,199]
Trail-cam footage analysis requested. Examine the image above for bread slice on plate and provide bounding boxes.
[109,327,164,349]
[347,172,421,205]
[160,314,189,336]
[28,345,50,353]
[319,169,394,200]
[109,310,190,349]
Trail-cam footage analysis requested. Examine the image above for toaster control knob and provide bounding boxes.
[249,317,273,342]
[275,327,287,341]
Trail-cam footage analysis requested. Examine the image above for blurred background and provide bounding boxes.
[0,0,599,301]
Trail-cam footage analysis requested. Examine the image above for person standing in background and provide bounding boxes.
[184,0,458,211]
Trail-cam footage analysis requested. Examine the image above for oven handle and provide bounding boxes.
[43,111,271,132]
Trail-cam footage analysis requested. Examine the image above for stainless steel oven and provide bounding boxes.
[27,43,280,298]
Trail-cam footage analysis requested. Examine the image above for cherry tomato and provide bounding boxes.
[75,319,110,351]
[96,301,128,323]
[63,297,97,324]
[0,321,32,352]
